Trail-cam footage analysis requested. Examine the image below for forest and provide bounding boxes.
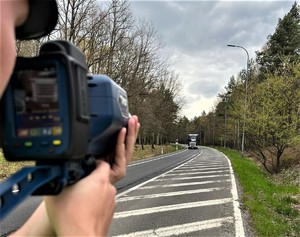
[197,2,300,174]
[16,0,300,174]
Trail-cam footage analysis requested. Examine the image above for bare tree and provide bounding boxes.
[16,0,186,146]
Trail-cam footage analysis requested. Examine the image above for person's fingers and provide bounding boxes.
[86,161,117,206]
[131,115,140,135]
[113,127,127,169]
[101,116,140,184]
[109,128,127,183]
[117,127,127,147]
[125,116,140,162]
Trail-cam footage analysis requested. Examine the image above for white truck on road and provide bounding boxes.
[187,133,198,149]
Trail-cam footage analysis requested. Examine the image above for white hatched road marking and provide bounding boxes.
[114,198,232,218]
[113,217,234,237]
[118,187,226,202]
[183,162,224,166]
[163,170,228,176]
[175,166,227,170]
[176,167,227,171]
[114,149,245,237]
[139,179,230,189]
[154,174,230,181]
[116,150,204,199]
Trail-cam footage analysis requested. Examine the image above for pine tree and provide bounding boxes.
[256,1,300,75]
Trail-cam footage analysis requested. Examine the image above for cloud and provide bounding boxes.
[129,0,296,119]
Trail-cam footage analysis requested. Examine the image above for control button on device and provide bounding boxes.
[52,140,62,146]
[24,141,33,148]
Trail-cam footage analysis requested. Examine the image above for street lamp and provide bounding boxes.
[227,44,249,155]
[224,96,228,148]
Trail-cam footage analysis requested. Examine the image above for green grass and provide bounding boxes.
[218,148,300,237]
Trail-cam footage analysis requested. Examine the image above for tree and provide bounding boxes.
[245,61,300,174]
[15,0,186,146]
[206,2,300,174]
[256,2,300,75]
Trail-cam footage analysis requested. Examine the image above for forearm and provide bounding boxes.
[9,201,55,237]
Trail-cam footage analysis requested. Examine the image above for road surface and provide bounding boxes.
[110,147,245,236]
[1,147,245,237]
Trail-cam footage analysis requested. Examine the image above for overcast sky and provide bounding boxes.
[128,0,297,119]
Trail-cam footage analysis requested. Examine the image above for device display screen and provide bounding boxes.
[13,67,63,138]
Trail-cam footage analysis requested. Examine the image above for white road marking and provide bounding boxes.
[163,170,228,176]
[139,179,230,189]
[221,151,246,237]
[176,165,227,170]
[176,164,227,168]
[117,150,203,199]
[154,174,230,181]
[186,161,224,165]
[182,163,225,166]
[113,217,234,237]
[114,198,232,218]
[114,148,245,236]
[117,187,226,202]
[171,167,228,172]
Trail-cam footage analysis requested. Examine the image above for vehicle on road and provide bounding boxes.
[187,133,198,149]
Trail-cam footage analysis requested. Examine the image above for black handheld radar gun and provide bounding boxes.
[0,41,130,219]
[0,40,130,162]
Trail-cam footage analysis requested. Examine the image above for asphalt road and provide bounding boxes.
[115,148,196,191]
[1,147,245,237]
[110,147,245,236]
[0,195,42,236]
[0,148,192,236]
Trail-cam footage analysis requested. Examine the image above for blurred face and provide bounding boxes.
[0,0,29,98]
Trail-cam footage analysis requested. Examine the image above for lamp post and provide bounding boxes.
[227,44,249,155]
[224,96,228,148]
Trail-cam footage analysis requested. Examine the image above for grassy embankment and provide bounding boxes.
[218,147,300,237]
[0,144,182,181]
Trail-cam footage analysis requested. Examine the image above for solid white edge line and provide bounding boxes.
[218,149,245,237]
